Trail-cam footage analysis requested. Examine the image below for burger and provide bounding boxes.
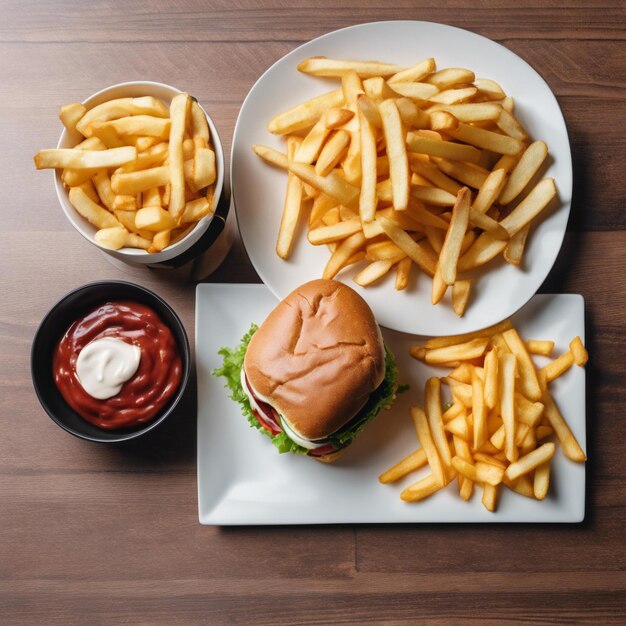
[213,279,402,462]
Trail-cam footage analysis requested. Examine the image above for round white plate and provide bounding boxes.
[231,20,572,336]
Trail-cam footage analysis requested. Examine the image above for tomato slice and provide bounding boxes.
[307,443,336,457]
[252,407,282,436]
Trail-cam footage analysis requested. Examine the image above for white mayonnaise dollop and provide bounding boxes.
[75,337,141,400]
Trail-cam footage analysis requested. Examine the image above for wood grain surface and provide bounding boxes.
[1,1,625,624]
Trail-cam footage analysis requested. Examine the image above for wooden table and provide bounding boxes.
[2,2,625,623]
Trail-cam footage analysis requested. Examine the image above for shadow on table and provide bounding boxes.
[100,367,198,467]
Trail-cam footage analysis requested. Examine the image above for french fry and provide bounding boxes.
[390,81,439,101]
[438,187,470,285]
[451,456,477,482]
[308,219,362,245]
[395,98,430,129]
[111,165,169,195]
[474,78,505,100]
[444,414,469,440]
[395,257,412,290]
[499,352,518,463]
[34,146,136,170]
[431,265,447,305]
[504,223,530,266]
[481,483,498,511]
[149,229,172,253]
[377,217,437,275]
[112,194,137,212]
[119,142,168,173]
[358,107,378,226]
[502,328,542,401]
[93,171,115,211]
[276,136,304,259]
[525,340,555,357]
[94,226,151,251]
[427,67,475,89]
[78,180,99,204]
[87,120,126,148]
[379,99,410,211]
[411,406,446,487]
[541,351,575,383]
[406,200,450,230]
[107,115,171,139]
[400,473,443,502]
[322,231,366,279]
[316,130,351,176]
[356,93,382,128]
[252,144,289,169]
[76,96,169,137]
[432,157,489,189]
[476,462,505,486]
[515,393,544,428]
[425,377,452,468]
[294,116,331,164]
[505,442,556,481]
[534,462,550,500]
[538,372,586,462]
[388,57,435,83]
[366,240,405,261]
[379,448,427,483]
[458,178,556,271]
[410,186,457,206]
[192,147,216,190]
[406,132,481,163]
[114,210,153,240]
[440,102,502,122]
[429,87,478,105]
[469,208,509,240]
[268,89,343,135]
[59,103,87,132]
[472,367,487,449]
[497,109,528,141]
[536,425,554,440]
[180,197,213,224]
[424,338,489,365]
[288,161,359,208]
[354,259,395,286]
[135,206,177,232]
[168,92,190,219]
[68,187,120,229]
[297,57,405,78]
[448,122,524,155]
[471,168,507,214]
[499,141,548,204]
[429,110,459,132]
[422,320,513,351]
[408,155,462,195]
[570,336,589,366]
[325,107,354,129]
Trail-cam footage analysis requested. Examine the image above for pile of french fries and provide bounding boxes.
[253,56,556,316]
[34,94,216,253]
[379,319,588,512]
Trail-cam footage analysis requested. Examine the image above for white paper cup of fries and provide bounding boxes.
[51,81,225,266]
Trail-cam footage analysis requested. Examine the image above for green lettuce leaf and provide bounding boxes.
[212,325,405,455]
[212,324,308,454]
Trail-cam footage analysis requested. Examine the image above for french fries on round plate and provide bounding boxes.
[379,320,588,512]
[34,93,217,253]
[253,56,556,316]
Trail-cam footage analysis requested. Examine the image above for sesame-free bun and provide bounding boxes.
[243,279,385,441]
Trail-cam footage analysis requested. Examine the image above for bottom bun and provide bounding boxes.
[311,449,345,464]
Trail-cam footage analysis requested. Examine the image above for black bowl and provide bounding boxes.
[31,281,191,443]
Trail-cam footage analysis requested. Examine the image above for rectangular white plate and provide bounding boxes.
[197,285,586,525]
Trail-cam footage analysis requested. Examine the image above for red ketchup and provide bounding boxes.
[53,301,182,430]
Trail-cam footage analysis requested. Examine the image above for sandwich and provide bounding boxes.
[214,279,402,462]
